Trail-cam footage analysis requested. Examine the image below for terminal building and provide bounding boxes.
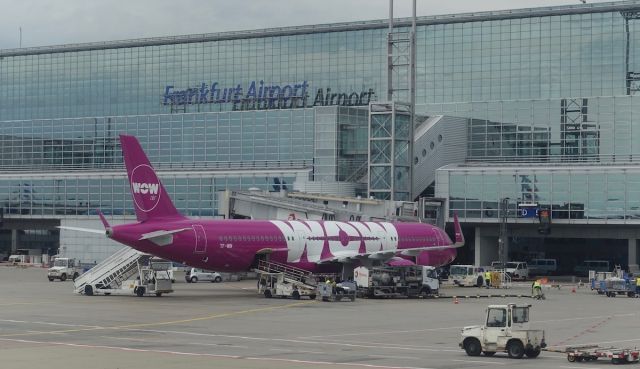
[1,1,640,273]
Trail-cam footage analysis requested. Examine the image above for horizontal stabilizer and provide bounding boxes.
[139,228,190,246]
[57,226,105,235]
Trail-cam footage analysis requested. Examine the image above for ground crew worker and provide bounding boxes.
[532,279,542,298]
[636,275,640,296]
[484,270,491,289]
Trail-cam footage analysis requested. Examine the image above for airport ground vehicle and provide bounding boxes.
[259,272,317,299]
[354,265,439,298]
[132,258,174,297]
[448,265,485,287]
[255,260,322,300]
[566,345,639,364]
[460,303,546,359]
[185,268,222,283]
[74,250,173,297]
[575,260,609,276]
[317,281,357,302]
[528,259,557,275]
[505,262,529,280]
[47,257,82,281]
[599,278,636,298]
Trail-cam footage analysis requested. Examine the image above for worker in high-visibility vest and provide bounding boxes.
[484,271,492,289]
[532,279,542,298]
[635,276,640,296]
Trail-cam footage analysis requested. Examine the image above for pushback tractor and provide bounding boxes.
[460,303,546,359]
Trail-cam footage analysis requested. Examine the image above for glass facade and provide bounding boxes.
[0,109,314,216]
[1,2,640,219]
[437,166,640,222]
[0,174,298,217]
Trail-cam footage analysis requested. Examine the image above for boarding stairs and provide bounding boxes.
[491,269,512,289]
[500,270,512,289]
[255,260,320,288]
[74,247,149,294]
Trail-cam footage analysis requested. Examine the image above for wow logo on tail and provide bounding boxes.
[130,164,162,212]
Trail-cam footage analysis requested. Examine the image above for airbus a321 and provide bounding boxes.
[64,135,464,273]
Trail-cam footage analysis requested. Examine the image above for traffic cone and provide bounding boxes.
[571,286,576,293]
[454,296,459,304]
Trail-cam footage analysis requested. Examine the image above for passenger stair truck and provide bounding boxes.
[354,265,439,298]
[74,247,173,297]
[255,260,319,300]
[460,303,546,359]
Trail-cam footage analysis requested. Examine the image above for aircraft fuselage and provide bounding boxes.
[110,218,457,272]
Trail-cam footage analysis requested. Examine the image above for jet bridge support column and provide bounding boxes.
[629,238,639,274]
[474,226,499,267]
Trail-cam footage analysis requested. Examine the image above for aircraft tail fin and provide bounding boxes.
[119,134,183,222]
[453,213,465,247]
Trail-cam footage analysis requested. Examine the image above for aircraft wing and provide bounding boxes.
[139,228,191,246]
[319,244,463,264]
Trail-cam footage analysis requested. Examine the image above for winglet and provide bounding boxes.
[453,213,465,247]
[97,210,110,229]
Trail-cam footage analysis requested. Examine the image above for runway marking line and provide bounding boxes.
[0,300,314,337]
[0,301,56,306]
[0,337,438,369]
[452,359,505,365]
[298,312,639,339]
[128,328,463,353]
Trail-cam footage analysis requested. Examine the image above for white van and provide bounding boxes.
[574,260,609,276]
[505,262,529,280]
[529,259,557,276]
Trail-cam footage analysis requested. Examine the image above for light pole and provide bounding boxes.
[498,198,510,264]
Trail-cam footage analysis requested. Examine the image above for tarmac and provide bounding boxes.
[1,265,639,369]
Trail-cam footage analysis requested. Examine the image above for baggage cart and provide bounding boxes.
[566,345,640,364]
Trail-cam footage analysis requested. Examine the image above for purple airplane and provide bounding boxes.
[69,135,463,272]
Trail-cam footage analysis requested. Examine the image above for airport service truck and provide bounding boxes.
[448,264,485,287]
[354,265,439,298]
[47,257,82,281]
[460,303,546,359]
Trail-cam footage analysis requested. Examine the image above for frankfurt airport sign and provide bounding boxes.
[162,80,375,111]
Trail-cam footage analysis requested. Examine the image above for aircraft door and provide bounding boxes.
[193,224,207,254]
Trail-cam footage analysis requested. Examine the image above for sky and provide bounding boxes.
[0,0,618,50]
